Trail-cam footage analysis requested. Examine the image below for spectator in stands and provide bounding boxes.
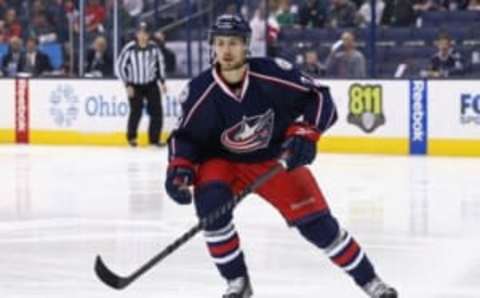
[28,13,58,43]
[225,3,238,15]
[153,31,176,75]
[3,8,22,39]
[21,36,53,76]
[47,0,70,42]
[0,0,8,21]
[105,0,134,45]
[325,31,366,78]
[298,0,328,28]
[434,0,470,10]
[0,21,6,43]
[426,33,465,77]
[358,0,385,26]
[302,49,326,76]
[32,0,47,14]
[64,0,78,21]
[275,0,296,28]
[468,0,480,10]
[412,0,440,12]
[327,0,358,28]
[253,2,281,57]
[122,0,144,17]
[249,7,267,56]
[85,35,112,77]
[382,0,416,26]
[85,0,106,33]
[1,36,24,77]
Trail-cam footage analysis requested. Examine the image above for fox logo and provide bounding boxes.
[221,109,275,153]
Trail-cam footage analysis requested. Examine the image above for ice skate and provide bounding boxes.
[128,139,138,147]
[222,276,253,298]
[363,277,398,298]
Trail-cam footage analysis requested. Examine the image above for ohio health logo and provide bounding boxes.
[85,95,129,117]
[49,84,80,127]
[409,80,428,155]
[460,94,480,125]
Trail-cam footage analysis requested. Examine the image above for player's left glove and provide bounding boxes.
[281,122,320,170]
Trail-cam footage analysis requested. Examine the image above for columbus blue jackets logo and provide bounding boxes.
[221,109,275,153]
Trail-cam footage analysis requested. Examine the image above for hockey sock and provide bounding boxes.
[297,213,376,286]
[204,221,247,280]
[195,182,248,280]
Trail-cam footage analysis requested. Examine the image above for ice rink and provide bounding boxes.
[0,145,479,298]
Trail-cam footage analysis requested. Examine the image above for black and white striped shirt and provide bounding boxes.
[116,40,166,85]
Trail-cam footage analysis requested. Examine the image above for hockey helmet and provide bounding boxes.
[209,14,251,45]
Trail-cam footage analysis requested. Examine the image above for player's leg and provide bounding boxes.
[126,86,143,146]
[297,213,397,298]
[145,82,163,145]
[194,159,252,298]
[250,162,397,298]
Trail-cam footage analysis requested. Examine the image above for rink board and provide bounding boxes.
[0,79,15,143]
[427,81,480,156]
[319,80,409,155]
[26,79,183,146]
[0,78,479,156]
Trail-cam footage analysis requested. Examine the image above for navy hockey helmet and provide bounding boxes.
[209,14,252,45]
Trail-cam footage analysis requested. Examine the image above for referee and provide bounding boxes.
[116,22,167,147]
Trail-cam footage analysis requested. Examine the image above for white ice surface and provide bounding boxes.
[0,145,479,298]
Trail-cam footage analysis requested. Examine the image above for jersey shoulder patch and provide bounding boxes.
[274,57,293,71]
[177,83,190,104]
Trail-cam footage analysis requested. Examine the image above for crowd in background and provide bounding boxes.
[0,0,478,78]
[263,0,480,30]
[250,0,477,78]
[0,0,176,77]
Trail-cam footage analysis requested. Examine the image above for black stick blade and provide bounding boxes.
[94,255,131,290]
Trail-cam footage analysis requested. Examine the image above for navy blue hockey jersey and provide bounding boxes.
[168,57,338,163]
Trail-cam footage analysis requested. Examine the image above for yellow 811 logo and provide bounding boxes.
[347,84,385,133]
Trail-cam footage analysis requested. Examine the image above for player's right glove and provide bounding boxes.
[165,158,195,205]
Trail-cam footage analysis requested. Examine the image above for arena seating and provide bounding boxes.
[276,10,480,78]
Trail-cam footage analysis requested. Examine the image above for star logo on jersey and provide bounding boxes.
[221,109,275,153]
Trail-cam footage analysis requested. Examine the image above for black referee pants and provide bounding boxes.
[127,82,163,144]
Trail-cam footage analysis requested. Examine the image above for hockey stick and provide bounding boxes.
[94,159,287,290]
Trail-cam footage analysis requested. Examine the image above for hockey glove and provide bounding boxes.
[281,123,320,170]
[165,159,195,205]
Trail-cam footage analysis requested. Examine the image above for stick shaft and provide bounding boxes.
[95,161,286,289]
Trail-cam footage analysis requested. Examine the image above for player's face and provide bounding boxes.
[213,36,247,71]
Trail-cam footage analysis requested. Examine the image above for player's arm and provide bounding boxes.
[302,80,338,134]
[272,59,338,169]
[275,60,338,135]
[165,82,213,204]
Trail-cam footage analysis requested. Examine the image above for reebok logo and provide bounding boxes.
[412,82,426,142]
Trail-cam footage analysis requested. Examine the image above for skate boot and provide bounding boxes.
[362,277,398,298]
[222,276,253,298]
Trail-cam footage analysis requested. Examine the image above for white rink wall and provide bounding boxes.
[0,78,479,156]
[0,79,15,142]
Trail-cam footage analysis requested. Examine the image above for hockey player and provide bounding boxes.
[165,14,398,298]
